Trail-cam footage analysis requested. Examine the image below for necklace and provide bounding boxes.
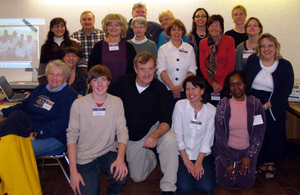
[198,33,206,39]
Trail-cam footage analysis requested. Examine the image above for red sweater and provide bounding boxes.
[199,35,236,87]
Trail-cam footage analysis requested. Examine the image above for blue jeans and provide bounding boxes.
[31,137,66,156]
[176,154,215,195]
[77,151,126,195]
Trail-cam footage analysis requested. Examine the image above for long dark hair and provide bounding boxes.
[191,8,209,34]
[183,76,209,103]
[42,17,72,53]
[223,71,251,98]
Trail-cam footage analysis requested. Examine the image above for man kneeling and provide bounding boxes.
[67,65,129,195]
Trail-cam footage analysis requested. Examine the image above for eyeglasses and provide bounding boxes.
[48,73,63,78]
[247,24,259,28]
[260,44,275,49]
[194,15,206,19]
[134,25,145,29]
[53,24,65,28]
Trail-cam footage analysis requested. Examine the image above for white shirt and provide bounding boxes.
[171,99,216,160]
[157,41,197,90]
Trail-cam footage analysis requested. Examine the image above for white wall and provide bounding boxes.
[1,0,299,80]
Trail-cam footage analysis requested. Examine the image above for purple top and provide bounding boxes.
[102,40,127,81]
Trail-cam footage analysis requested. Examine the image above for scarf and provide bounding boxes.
[205,33,223,82]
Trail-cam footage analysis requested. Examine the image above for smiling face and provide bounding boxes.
[47,66,66,89]
[246,19,261,36]
[134,58,155,87]
[133,21,146,39]
[194,10,207,28]
[160,15,171,31]
[132,7,147,19]
[51,22,65,38]
[106,20,122,38]
[260,38,276,61]
[80,13,95,31]
[63,52,79,69]
[232,8,246,26]
[185,82,204,104]
[229,74,246,101]
[170,25,183,42]
[90,76,110,97]
[208,20,222,39]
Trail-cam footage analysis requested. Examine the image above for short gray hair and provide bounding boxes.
[131,17,147,28]
[45,60,71,81]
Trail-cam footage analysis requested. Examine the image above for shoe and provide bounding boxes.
[255,163,267,176]
[161,191,174,195]
[265,164,277,183]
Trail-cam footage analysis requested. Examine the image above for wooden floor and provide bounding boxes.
[38,141,300,195]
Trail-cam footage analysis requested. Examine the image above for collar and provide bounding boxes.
[46,82,67,92]
[132,36,147,44]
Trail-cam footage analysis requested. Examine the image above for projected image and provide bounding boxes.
[0,26,39,68]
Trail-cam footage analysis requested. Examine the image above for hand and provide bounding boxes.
[171,85,181,99]
[212,82,222,94]
[225,164,237,180]
[29,132,36,140]
[183,159,195,176]
[110,158,128,181]
[238,156,251,175]
[70,170,85,195]
[194,161,205,180]
[143,132,159,148]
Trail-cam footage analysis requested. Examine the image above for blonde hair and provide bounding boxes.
[256,33,282,60]
[132,3,147,12]
[102,13,128,39]
[231,5,247,17]
[158,10,175,22]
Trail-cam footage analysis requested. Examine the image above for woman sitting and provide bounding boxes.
[157,19,197,110]
[63,46,87,97]
[172,76,216,195]
[213,71,266,189]
[38,17,87,84]
[1,60,78,156]
[236,17,263,71]
[128,17,157,58]
[88,13,136,82]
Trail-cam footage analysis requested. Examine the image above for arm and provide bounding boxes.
[143,122,170,148]
[157,32,164,50]
[179,149,195,176]
[194,152,206,180]
[199,39,211,85]
[235,43,244,71]
[68,143,85,195]
[125,42,137,74]
[88,41,102,71]
[160,70,181,98]
[110,142,128,181]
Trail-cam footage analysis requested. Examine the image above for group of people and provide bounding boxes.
[0,2,295,195]
[0,30,37,60]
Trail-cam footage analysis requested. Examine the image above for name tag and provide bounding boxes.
[179,49,188,53]
[253,114,263,126]
[190,120,201,129]
[211,93,220,101]
[243,50,253,59]
[42,99,54,111]
[109,43,119,51]
[93,107,106,116]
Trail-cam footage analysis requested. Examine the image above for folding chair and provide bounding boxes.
[36,152,70,183]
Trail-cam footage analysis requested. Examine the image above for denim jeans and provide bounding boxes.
[176,154,216,195]
[77,151,126,195]
[31,137,66,156]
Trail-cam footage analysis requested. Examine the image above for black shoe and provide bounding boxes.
[161,192,174,195]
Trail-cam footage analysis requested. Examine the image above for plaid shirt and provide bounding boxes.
[71,28,105,62]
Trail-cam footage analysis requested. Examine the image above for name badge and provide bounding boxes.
[179,49,188,53]
[253,114,263,126]
[211,93,220,101]
[109,43,119,51]
[42,99,54,111]
[93,107,106,116]
[190,120,201,129]
[243,50,253,59]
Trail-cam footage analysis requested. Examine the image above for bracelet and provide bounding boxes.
[32,132,37,138]
[264,104,267,110]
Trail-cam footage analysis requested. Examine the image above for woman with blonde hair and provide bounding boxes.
[88,13,136,82]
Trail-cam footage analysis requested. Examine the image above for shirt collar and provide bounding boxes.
[46,82,67,92]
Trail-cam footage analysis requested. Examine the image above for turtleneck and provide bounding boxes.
[132,36,147,44]
[54,36,64,46]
